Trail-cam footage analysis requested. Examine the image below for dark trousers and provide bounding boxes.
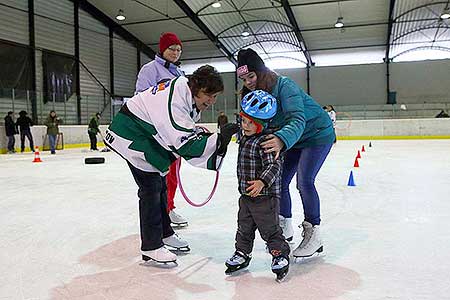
[20,130,34,152]
[235,195,290,257]
[280,143,333,225]
[127,163,175,251]
[7,135,15,151]
[88,132,98,150]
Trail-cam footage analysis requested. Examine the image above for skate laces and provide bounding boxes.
[272,256,288,268]
[229,251,249,264]
[299,225,313,248]
[160,246,171,254]
[171,211,182,219]
[171,233,185,243]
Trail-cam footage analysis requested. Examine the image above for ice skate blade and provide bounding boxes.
[165,245,190,253]
[293,246,324,258]
[142,254,177,264]
[225,266,249,276]
[276,273,288,283]
[171,222,188,227]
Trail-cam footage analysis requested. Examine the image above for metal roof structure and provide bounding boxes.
[87,0,450,66]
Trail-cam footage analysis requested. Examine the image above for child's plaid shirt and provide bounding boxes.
[237,133,282,197]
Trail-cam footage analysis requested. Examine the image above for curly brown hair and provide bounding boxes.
[188,65,224,97]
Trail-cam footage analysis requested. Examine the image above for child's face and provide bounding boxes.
[241,116,258,136]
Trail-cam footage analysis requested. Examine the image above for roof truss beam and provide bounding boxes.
[173,0,237,65]
[385,0,396,61]
[281,0,313,65]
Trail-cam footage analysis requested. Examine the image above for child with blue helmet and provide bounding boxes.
[225,90,290,282]
[237,48,335,259]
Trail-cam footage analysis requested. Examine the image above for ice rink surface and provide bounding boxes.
[1,140,450,300]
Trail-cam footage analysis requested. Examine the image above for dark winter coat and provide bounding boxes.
[4,115,16,136]
[45,115,62,136]
[217,114,228,130]
[16,115,33,133]
[88,116,100,134]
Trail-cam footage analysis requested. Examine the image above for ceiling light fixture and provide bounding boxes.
[335,17,344,28]
[335,1,344,28]
[116,9,126,21]
[441,6,450,19]
[241,27,250,37]
[211,0,221,8]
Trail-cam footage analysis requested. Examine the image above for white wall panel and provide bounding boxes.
[390,59,450,104]
[310,63,386,106]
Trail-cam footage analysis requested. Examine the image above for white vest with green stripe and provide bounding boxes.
[105,76,223,174]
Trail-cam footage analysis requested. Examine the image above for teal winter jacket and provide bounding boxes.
[269,76,335,150]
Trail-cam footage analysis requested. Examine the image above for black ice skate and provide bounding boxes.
[225,251,252,275]
[272,255,289,282]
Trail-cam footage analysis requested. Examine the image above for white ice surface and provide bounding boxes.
[1,140,450,300]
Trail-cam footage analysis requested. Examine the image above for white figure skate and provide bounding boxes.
[293,221,323,258]
[141,246,177,263]
[163,233,190,252]
[169,210,188,227]
[279,215,294,242]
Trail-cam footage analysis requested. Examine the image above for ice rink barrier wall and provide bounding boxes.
[1,120,450,153]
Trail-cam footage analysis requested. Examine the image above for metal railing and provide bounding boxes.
[0,88,112,125]
[333,102,450,120]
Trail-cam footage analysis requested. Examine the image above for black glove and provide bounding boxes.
[217,123,240,156]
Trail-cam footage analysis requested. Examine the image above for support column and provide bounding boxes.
[28,0,37,123]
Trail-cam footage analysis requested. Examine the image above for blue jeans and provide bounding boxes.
[280,143,333,225]
[7,135,15,151]
[48,134,57,153]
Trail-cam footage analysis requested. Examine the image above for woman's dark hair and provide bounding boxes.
[239,69,278,99]
[188,65,224,97]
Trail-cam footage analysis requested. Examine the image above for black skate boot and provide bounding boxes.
[225,251,252,275]
[271,255,289,282]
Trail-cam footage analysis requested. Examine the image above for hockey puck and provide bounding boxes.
[84,157,105,164]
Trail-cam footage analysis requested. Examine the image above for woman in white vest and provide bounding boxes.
[105,65,239,264]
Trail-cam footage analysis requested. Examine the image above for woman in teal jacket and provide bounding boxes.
[236,49,335,258]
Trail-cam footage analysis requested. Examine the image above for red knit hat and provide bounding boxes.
[159,32,182,54]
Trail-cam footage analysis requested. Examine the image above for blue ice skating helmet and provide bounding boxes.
[240,90,277,120]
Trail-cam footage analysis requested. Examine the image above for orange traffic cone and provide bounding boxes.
[353,157,359,167]
[33,146,42,163]
[356,150,361,159]
[362,145,366,152]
